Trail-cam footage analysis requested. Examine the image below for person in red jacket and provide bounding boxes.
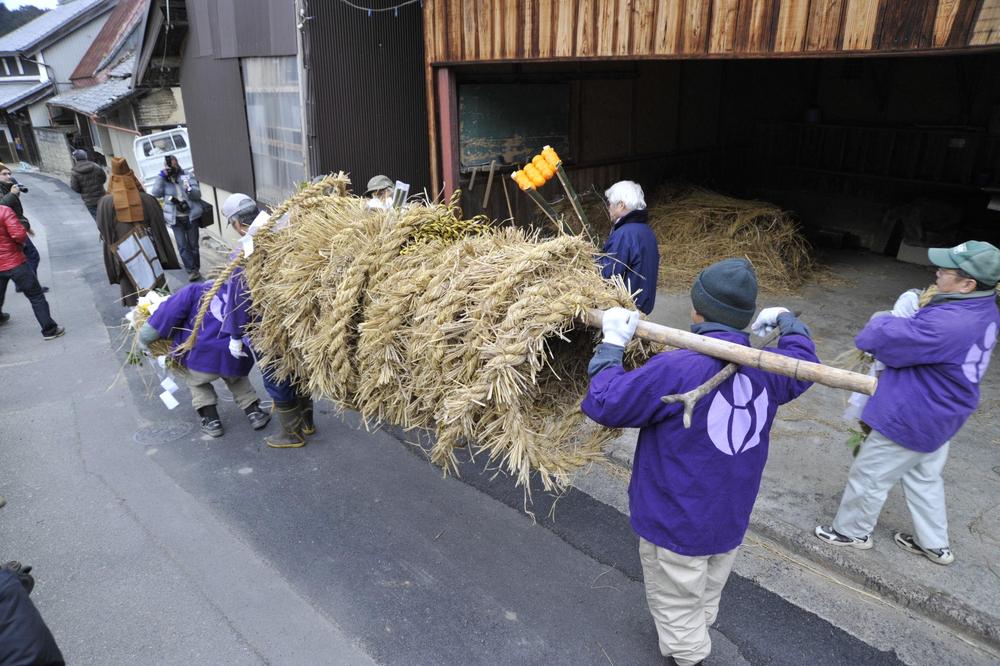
[0,204,63,339]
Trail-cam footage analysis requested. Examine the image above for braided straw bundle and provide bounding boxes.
[227,180,648,492]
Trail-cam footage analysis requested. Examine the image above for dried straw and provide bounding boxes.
[240,184,649,492]
[646,184,816,292]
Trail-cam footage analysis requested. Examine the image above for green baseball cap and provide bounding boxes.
[928,240,1000,286]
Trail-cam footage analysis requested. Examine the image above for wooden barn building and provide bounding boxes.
[421,1,1000,256]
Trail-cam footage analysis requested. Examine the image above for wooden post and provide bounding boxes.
[435,67,459,199]
[580,308,877,396]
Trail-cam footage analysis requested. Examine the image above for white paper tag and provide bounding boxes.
[239,234,255,257]
[160,376,179,393]
[156,355,167,369]
[246,210,270,236]
[159,390,179,410]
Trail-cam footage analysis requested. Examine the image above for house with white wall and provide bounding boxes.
[0,0,114,172]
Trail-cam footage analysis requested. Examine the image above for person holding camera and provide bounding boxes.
[151,155,204,282]
[0,163,47,294]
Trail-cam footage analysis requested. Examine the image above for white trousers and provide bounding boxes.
[638,537,738,666]
[832,428,950,549]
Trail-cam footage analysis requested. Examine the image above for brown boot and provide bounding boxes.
[265,402,306,449]
[299,396,315,435]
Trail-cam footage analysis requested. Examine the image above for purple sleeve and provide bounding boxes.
[221,270,252,339]
[855,315,949,368]
[581,352,685,428]
[761,334,819,404]
[146,287,195,339]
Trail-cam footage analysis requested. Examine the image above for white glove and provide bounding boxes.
[891,290,920,318]
[228,338,248,359]
[602,307,640,347]
[751,307,790,337]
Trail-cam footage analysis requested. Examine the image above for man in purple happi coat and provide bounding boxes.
[816,241,1000,566]
[139,281,271,437]
[582,258,817,666]
[220,193,315,449]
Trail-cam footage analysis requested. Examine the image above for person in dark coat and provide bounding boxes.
[69,149,107,219]
[0,562,64,665]
[0,163,47,293]
[96,158,180,306]
[599,180,660,314]
[150,155,204,282]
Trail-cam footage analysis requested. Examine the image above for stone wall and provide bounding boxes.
[33,127,74,176]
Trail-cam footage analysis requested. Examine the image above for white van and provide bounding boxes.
[133,127,193,192]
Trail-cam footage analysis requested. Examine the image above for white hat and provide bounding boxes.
[222,193,257,222]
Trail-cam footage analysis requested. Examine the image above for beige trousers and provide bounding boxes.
[638,537,738,666]
[185,369,258,411]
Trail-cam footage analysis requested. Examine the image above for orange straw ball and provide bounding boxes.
[542,145,561,167]
[532,156,555,179]
[523,164,546,188]
[512,171,534,191]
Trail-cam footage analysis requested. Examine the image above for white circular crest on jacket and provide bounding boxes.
[208,289,228,324]
[706,373,770,456]
[962,322,997,384]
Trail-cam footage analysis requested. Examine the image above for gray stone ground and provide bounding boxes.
[607,254,1000,651]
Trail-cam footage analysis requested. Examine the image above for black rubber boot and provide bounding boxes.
[265,402,306,449]
[299,396,315,435]
[197,405,224,438]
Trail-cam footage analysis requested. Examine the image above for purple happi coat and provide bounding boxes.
[582,327,817,556]
[857,293,999,453]
[147,281,254,377]
[221,266,252,341]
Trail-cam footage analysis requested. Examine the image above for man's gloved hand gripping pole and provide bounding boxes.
[582,307,876,396]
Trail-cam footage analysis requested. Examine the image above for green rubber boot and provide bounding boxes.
[265,402,306,449]
[299,396,315,436]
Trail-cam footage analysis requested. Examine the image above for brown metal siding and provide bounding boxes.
[307,0,431,192]
[179,14,254,195]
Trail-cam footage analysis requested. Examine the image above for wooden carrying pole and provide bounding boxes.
[554,164,597,239]
[580,309,877,396]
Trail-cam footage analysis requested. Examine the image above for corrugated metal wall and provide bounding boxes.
[307,0,430,192]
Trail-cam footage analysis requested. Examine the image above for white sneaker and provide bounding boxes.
[814,524,873,549]
[893,532,954,566]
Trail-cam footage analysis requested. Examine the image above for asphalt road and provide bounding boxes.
[1,173,904,664]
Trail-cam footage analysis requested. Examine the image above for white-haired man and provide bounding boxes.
[600,180,659,314]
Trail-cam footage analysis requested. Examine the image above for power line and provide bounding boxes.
[334,0,422,16]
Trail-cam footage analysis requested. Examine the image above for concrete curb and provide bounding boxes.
[606,446,1000,651]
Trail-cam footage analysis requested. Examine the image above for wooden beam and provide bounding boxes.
[435,67,460,199]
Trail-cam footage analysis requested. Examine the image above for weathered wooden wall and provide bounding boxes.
[424,0,1000,63]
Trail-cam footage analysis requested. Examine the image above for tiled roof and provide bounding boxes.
[0,80,52,110]
[48,55,136,115]
[0,0,114,55]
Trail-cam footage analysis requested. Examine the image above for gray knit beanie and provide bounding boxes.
[690,258,758,329]
[72,149,88,161]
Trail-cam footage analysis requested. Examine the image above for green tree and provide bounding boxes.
[0,3,48,38]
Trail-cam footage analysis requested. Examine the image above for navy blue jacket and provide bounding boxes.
[0,571,64,665]
[599,209,660,314]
